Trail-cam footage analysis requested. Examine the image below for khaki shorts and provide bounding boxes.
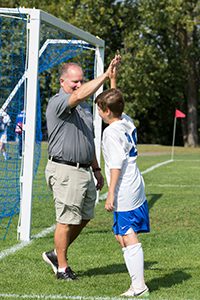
[45,160,96,225]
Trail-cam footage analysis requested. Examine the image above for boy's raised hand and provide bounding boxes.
[109,51,121,88]
[107,51,121,78]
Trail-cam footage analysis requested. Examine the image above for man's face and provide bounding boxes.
[60,66,84,94]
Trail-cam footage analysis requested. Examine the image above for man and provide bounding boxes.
[43,54,121,281]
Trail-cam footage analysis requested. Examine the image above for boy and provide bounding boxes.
[15,109,26,158]
[0,110,11,160]
[95,73,150,297]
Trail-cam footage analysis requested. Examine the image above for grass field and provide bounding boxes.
[0,144,200,300]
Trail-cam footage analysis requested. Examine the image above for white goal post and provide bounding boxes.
[0,8,105,242]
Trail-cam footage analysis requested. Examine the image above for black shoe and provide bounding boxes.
[42,250,77,278]
[57,267,78,280]
[67,266,77,279]
[42,250,58,274]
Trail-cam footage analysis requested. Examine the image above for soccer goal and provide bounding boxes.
[0,8,104,241]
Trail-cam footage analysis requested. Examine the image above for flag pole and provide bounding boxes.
[171,115,177,160]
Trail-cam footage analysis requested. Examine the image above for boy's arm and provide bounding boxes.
[110,72,117,89]
[110,50,121,89]
[105,168,121,212]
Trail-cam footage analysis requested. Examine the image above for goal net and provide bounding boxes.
[0,8,104,240]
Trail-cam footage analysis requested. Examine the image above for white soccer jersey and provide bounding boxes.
[102,113,146,212]
[0,111,11,142]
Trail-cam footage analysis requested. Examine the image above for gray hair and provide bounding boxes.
[59,62,83,78]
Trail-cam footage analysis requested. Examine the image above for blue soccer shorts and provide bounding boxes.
[113,200,150,235]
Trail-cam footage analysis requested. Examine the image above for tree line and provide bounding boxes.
[1,0,200,146]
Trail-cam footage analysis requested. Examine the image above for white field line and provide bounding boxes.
[146,184,200,188]
[175,159,200,162]
[99,159,173,200]
[0,159,173,261]
[141,159,173,174]
[0,225,55,260]
[0,294,139,300]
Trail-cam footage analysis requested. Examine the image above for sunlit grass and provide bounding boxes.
[0,144,200,300]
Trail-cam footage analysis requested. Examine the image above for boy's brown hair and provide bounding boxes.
[95,88,124,117]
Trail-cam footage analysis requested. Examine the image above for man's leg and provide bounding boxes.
[69,219,90,246]
[54,223,71,268]
[54,220,89,267]
[43,164,93,278]
[54,223,77,280]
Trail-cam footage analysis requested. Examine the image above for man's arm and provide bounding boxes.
[68,55,120,108]
[91,154,104,191]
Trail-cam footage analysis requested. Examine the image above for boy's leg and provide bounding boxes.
[119,231,148,295]
[1,143,8,160]
[18,134,23,157]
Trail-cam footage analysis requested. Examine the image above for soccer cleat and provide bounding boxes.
[120,285,135,297]
[67,266,77,279]
[42,250,58,274]
[42,250,77,278]
[4,155,11,161]
[57,267,77,281]
[121,286,149,298]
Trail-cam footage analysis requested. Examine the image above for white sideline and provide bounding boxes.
[141,159,173,174]
[99,159,173,200]
[0,159,173,261]
[147,183,200,188]
[0,294,128,300]
[0,225,55,260]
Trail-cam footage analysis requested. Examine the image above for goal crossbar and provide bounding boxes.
[0,8,105,48]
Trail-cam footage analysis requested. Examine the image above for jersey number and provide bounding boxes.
[125,128,138,157]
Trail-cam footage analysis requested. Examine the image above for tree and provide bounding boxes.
[120,0,200,146]
[1,0,200,146]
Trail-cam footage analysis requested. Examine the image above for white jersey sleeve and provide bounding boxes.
[2,112,11,125]
[103,130,126,169]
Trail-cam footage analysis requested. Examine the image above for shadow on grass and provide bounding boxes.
[81,263,191,293]
[147,269,192,292]
[147,193,163,210]
[81,261,159,277]
[83,229,111,235]
[81,263,126,276]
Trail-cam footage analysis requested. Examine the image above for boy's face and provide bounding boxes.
[97,105,110,124]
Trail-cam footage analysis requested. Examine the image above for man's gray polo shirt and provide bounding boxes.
[46,88,95,164]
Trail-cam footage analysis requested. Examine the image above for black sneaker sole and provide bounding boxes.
[57,275,74,281]
[42,252,58,274]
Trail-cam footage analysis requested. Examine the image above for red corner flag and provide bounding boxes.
[175,109,186,118]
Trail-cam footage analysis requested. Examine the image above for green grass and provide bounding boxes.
[0,144,200,300]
